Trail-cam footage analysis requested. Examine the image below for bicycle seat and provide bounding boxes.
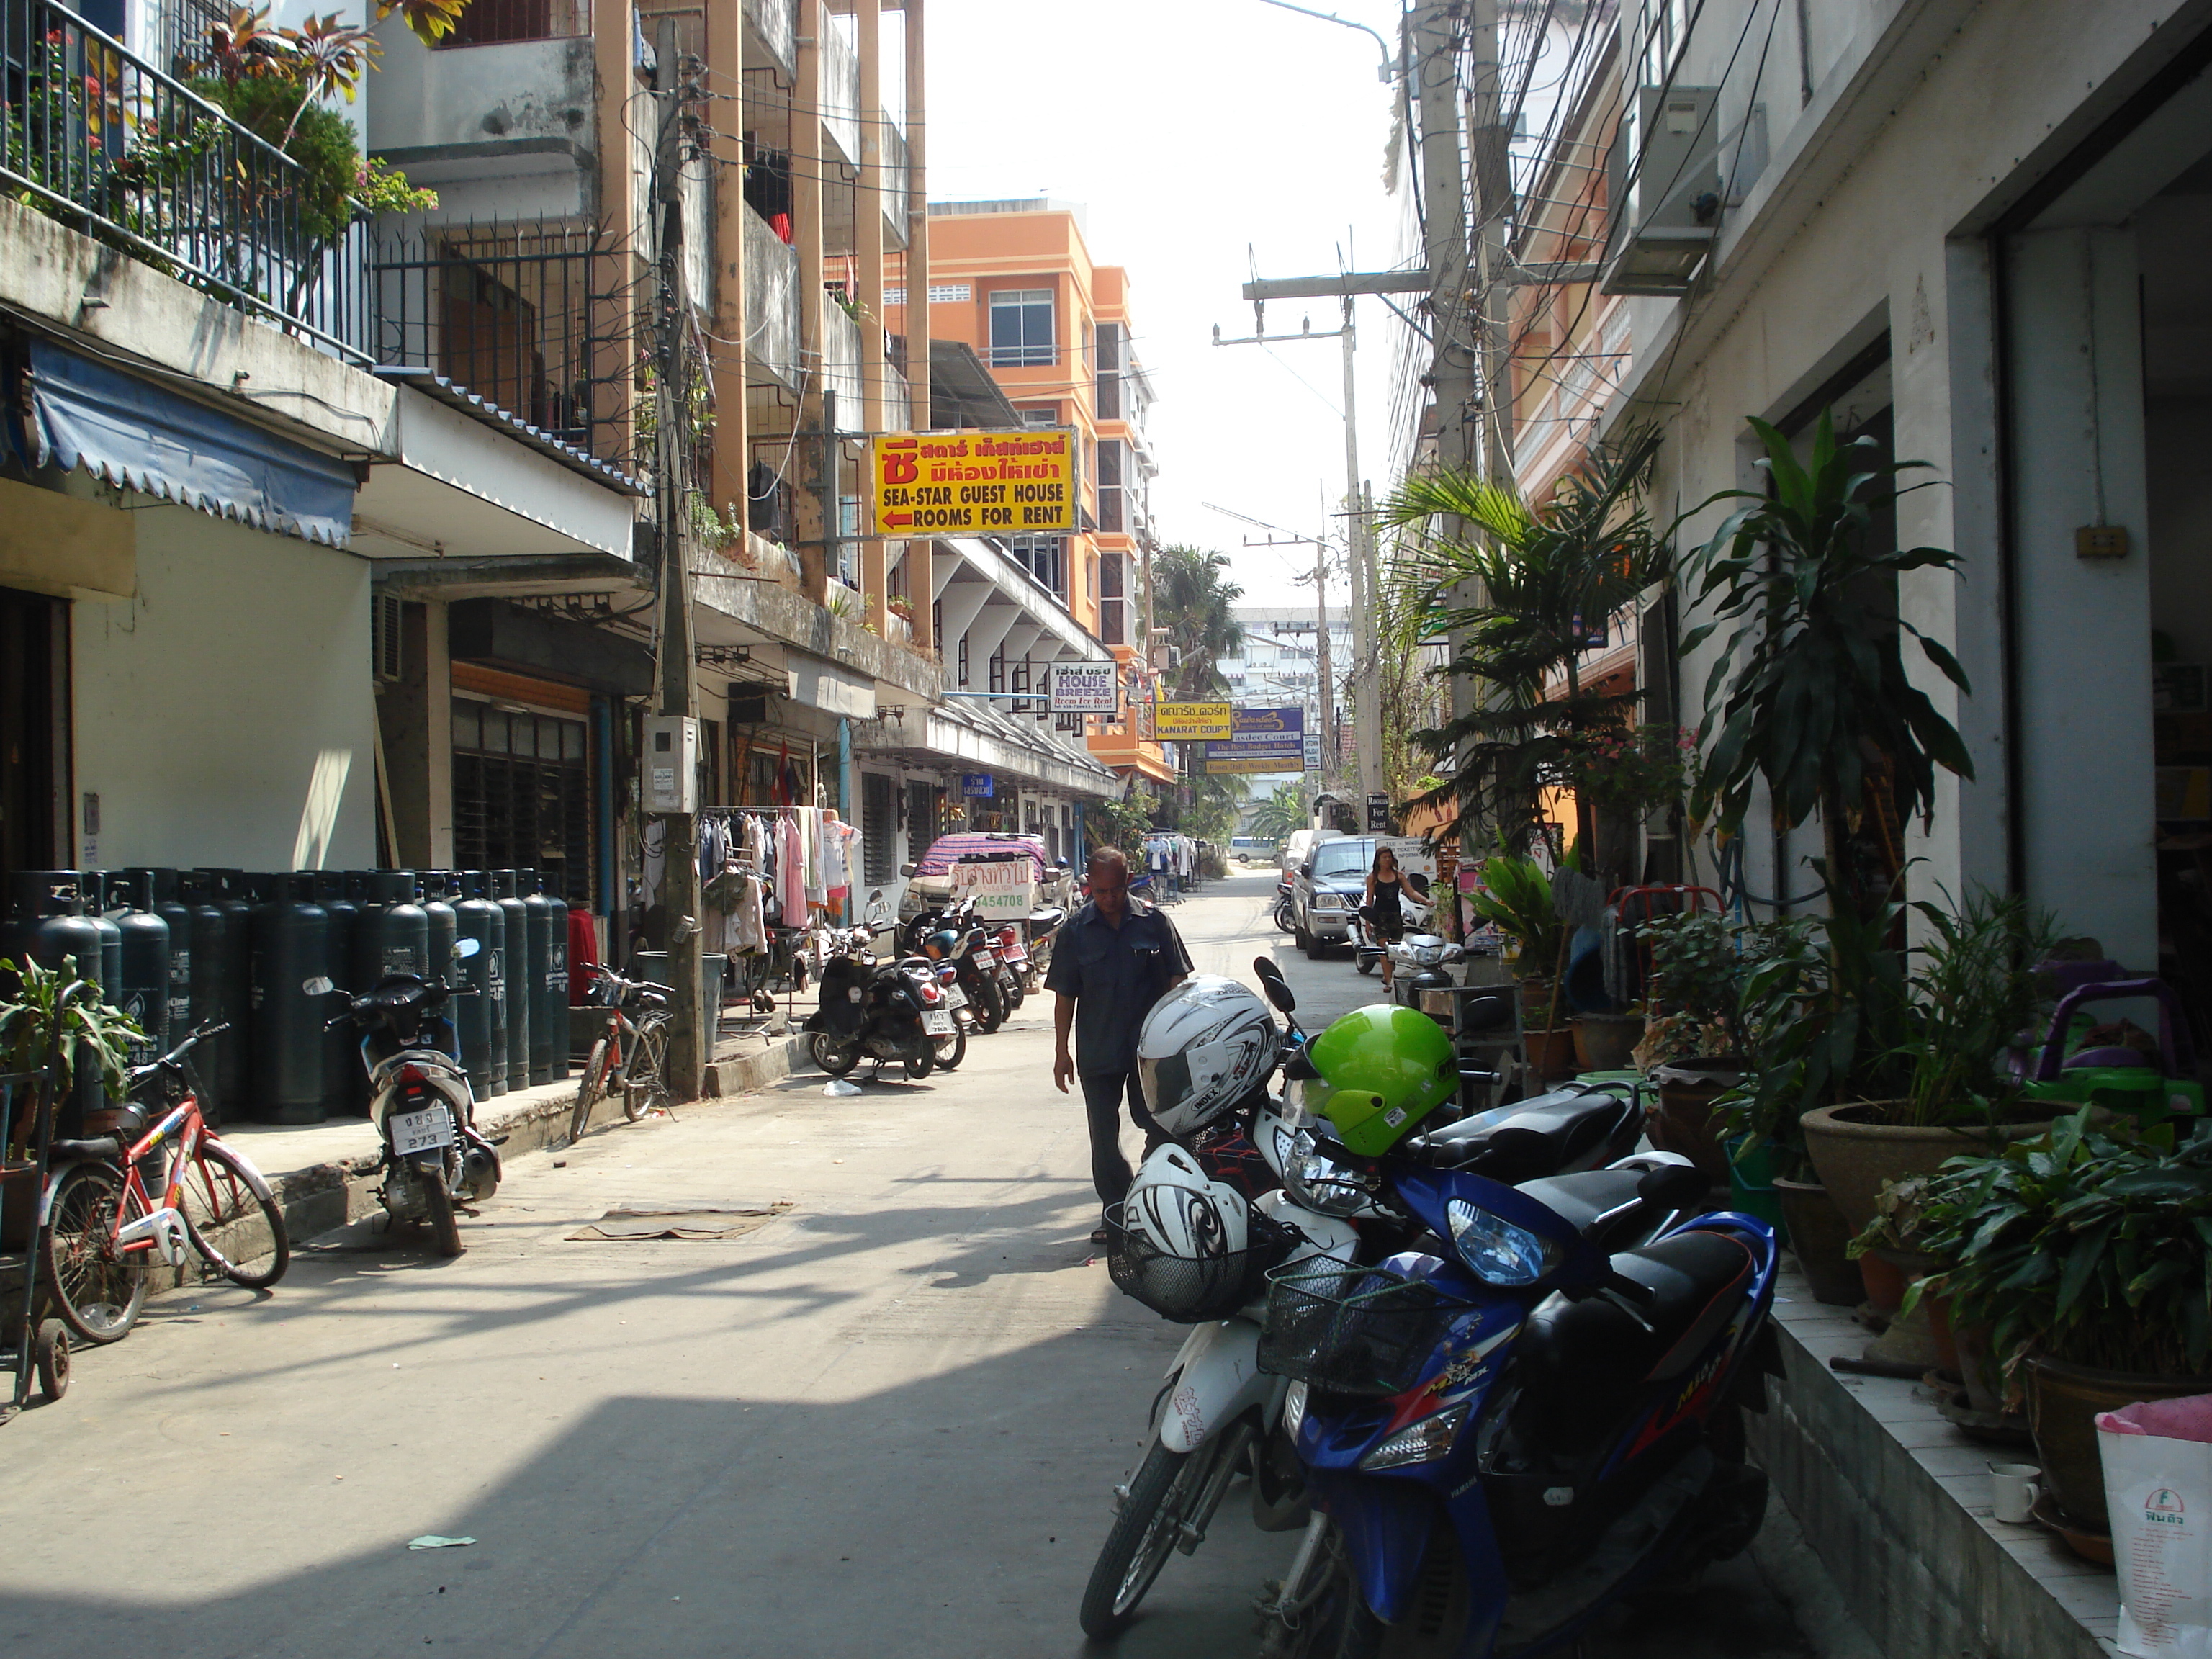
[49,1136,122,1161]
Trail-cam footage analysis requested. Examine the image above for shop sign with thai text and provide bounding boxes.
[1154,701,1233,741]
[871,429,1076,534]
[1202,706,1305,774]
[1049,662,1120,714]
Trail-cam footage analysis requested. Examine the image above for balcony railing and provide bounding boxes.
[362,217,628,463]
[0,0,367,359]
[742,203,799,386]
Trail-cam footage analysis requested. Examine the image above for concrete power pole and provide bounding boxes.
[652,18,705,1101]
[1467,0,1515,489]
[1338,297,1383,811]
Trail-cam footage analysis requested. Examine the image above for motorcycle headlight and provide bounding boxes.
[1413,945,1443,966]
[1282,1129,1383,1217]
[1445,1198,1557,1287]
[1359,1400,1472,1470]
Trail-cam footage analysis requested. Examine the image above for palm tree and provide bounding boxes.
[1246,781,1310,842]
[1151,546,1246,700]
[1380,428,1668,857]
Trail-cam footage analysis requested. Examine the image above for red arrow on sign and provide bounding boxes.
[882,511,914,528]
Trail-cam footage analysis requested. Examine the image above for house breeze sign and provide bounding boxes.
[1202,706,1305,774]
[871,428,1076,534]
[1050,662,1120,714]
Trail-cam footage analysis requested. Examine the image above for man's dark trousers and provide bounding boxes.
[1082,1072,1164,1208]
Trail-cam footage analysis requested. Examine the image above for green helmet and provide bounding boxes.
[1306,1004,1457,1156]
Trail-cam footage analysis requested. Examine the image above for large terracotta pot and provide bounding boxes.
[1518,978,1556,1026]
[1951,1318,2010,1417]
[1524,1027,1577,1080]
[1570,1012,1642,1073]
[1800,1101,2062,1238]
[1647,1060,1745,1187]
[2027,1354,2212,1531]
[1771,1177,1861,1305]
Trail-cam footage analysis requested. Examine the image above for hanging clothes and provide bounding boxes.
[776,813,806,922]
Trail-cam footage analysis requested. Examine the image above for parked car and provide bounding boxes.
[1278,827,1341,875]
[1290,835,1437,959]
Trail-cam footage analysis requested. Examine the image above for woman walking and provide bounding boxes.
[1364,845,1408,994]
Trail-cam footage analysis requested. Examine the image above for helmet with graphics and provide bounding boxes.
[1135,975,1280,1136]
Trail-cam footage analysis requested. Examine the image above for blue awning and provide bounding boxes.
[25,341,356,547]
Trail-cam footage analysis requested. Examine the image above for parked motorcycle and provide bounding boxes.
[307,938,501,1257]
[1274,877,1297,935]
[920,921,1002,1038]
[1385,932,1466,1009]
[1352,871,1437,977]
[1252,1004,1780,1659]
[1080,964,1689,1640]
[804,894,958,1079]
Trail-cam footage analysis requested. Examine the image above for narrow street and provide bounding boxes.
[0,871,1823,1659]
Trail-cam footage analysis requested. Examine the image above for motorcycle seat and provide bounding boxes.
[1426,1092,1634,1177]
[1516,1167,1659,1251]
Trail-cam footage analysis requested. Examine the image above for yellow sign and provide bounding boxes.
[871,428,1076,535]
[1154,701,1233,740]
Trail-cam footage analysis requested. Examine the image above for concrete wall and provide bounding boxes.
[70,506,375,872]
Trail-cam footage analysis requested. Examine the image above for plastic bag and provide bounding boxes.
[2100,1393,2212,1657]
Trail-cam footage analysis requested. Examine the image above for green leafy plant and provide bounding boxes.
[1465,842,1562,979]
[1681,409,1972,920]
[1246,781,1310,843]
[1380,426,1668,847]
[1565,724,1699,819]
[1637,911,1745,1051]
[0,956,145,1131]
[1889,888,2058,1128]
[1909,1111,2212,1377]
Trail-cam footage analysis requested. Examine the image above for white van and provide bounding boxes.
[1279,827,1342,873]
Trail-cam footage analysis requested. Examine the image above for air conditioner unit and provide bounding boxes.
[372,594,404,683]
[1602,86,1722,296]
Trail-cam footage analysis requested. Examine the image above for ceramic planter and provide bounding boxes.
[2026,1354,2212,1533]
[1570,1012,1642,1073]
[1771,1177,1860,1304]
[1524,1027,1577,1080]
[1647,1059,1745,1187]
[1800,1101,2062,1238]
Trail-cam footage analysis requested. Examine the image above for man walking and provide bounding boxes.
[1049,845,1192,1238]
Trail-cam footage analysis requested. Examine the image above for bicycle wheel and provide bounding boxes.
[40,1163,148,1346]
[178,1140,290,1290]
[623,1016,670,1120]
[569,1037,612,1143]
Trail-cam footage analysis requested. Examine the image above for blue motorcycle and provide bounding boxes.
[1252,1140,1779,1658]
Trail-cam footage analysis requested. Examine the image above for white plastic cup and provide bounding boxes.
[1989,1462,2041,1524]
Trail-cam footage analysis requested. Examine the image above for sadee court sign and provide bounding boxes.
[871,429,1076,534]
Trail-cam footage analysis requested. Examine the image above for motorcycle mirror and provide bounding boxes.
[1636,1163,1709,1211]
[1251,957,1295,1013]
[452,936,482,961]
[302,976,335,997]
[899,863,917,878]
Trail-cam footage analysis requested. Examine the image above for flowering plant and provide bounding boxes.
[1563,723,1699,817]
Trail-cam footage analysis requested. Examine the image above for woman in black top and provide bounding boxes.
[1365,845,1408,993]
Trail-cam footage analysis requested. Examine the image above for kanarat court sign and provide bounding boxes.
[871,429,1076,534]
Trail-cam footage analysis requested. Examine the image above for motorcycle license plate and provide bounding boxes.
[943,984,968,1009]
[389,1103,455,1156]
[974,950,995,966]
[1004,945,1028,964]
[923,1010,954,1035]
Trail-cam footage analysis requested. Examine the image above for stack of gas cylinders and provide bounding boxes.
[0,868,572,1132]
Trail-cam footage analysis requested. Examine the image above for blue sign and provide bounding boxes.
[1202,706,1306,774]
[962,773,994,799]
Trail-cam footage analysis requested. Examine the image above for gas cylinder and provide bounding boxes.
[1,872,106,1137]
[535,872,570,1086]
[204,870,256,1121]
[420,871,457,982]
[176,873,233,1125]
[126,868,194,1046]
[250,873,328,1125]
[84,873,123,1017]
[453,872,504,1096]
[493,871,529,1094]
[105,870,172,1064]
[356,871,428,987]
[520,871,556,1086]
[310,871,360,1115]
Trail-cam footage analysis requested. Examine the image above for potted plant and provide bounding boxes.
[0,955,142,1245]
[1799,889,2063,1237]
[1628,910,1745,1183]
[1911,1111,2212,1537]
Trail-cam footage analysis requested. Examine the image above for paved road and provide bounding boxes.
[0,869,1823,1659]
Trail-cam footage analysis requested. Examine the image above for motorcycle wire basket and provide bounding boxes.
[1256,1263,1474,1397]
[1103,1203,1297,1323]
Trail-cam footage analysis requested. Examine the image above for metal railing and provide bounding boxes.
[361,217,627,462]
[0,0,368,360]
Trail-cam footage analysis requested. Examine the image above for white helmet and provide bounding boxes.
[1111,1143,1253,1320]
[1136,974,1280,1136]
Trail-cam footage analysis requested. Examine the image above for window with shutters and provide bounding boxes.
[906,780,935,861]
[451,698,591,904]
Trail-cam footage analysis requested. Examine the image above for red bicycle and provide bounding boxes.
[566,964,673,1145]
[42,1022,289,1346]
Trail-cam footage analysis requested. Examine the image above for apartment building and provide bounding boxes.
[913,201,1174,803]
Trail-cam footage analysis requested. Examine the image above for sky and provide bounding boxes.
[923,0,1414,611]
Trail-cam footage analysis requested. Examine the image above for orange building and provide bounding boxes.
[896,200,1174,786]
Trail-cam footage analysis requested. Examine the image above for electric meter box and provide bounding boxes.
[642,716,699,814]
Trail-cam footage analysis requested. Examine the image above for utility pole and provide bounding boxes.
[651,17,704,1101]
[1337,295,1382,809]
[1467,0,1515,488]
